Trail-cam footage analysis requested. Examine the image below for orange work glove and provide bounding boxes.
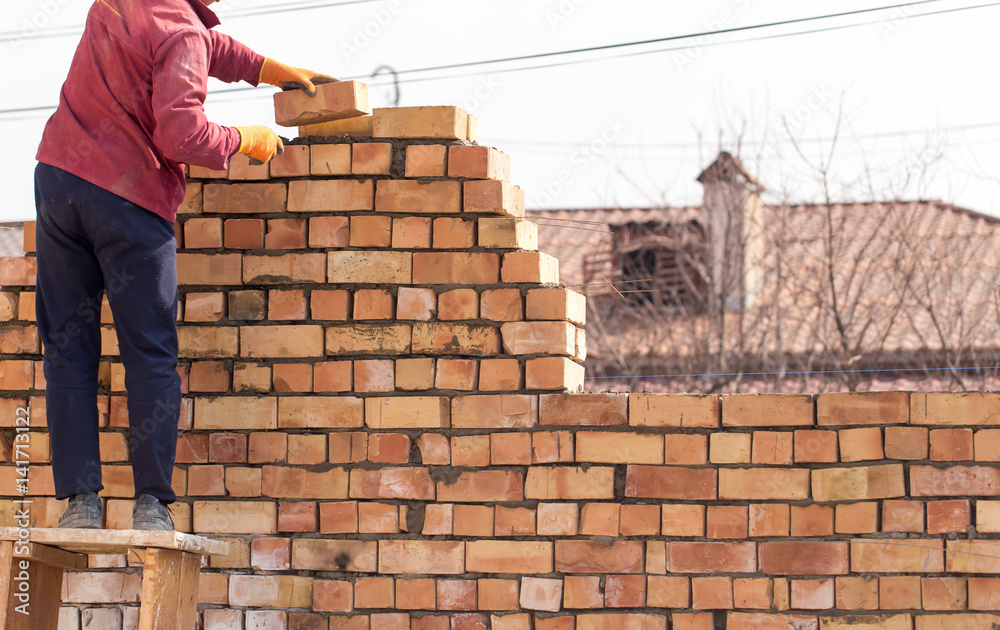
[234,126,283,163]
[259,57,337,95]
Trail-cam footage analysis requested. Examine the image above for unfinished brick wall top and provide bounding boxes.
[2,90,1000,629]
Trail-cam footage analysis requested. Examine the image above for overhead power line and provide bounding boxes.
[0,0,385,43]
[1,0,997,117]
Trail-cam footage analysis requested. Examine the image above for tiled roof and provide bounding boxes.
[532,200,1000,371]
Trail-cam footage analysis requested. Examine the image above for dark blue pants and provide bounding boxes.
[34,163,180,503]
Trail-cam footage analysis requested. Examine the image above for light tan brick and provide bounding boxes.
[412,322,500,356]
[277,396,364,429]
[365,396,450,428]
[240,325,324,358]
[465,181,525,216]
[812,464,906,501]
[524,466,615,500]
[243,253,326,283]
[478,218,537,249]
[373,106,468,140]
[287,179,373,212]
[405,144,447,177]
[328,251,411,284]
[176,253,242,285]
[203,182,286,214]
[576,431,663,464]
[194,397,277,430]
[193,500,277,533]
[379,540,465,574]
[274,79,369,127]
[299,115,373,137]
[326,323,411,355]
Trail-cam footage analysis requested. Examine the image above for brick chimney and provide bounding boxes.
[696,151,765,310]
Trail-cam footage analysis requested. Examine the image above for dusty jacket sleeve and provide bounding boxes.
[150,28,241,170]
[208,30,265,85]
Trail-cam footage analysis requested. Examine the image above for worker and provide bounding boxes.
[34,0,331,530]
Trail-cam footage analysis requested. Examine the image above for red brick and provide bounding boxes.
[411,322,498,356]
[0,325,38,354]
[396,578,436,610]
[579,503,619,537]
[882,499,924,533]
[405,144,447,177]
[355,575,394,609]
[310,289,349,321]
[620,504,660,536]
[692,576,732,610]
[269,289,307,321]
[437,288,478,320]
[438,470,524,502]
[274,79,368,126]
[664,434,708,465]
[532,430,573,464]
[467,541,552,574]
[413,252,500,285]
[352,142,392,175]
[625,465,716,500]
[880,576,922,610]
[759,542,849,575]
[524,466,613,500]
[839,427,884,462]
[464,180,524,216]
[564,575,604,609]
[733,578,771,609]
[376,180,461,213]
[448,145,509,180]
[203,182,286,214]
[851,538,944,572]
[628,394,719,430]
[350,215,392,248]
[350,467,435,500]
[883,426,928,460]
[752,431,793,465]
[313,580,352,613]
[272,363,312,392]
[278,501,318,533]
[287,434,326,465]
[575,614,667,630]
[835,576,878,610]
[968,577,1000,610]
[930,428,974,461]
[269,144,310,177]
[661,504,705,537]
[817,392,909,425]
[244,253,327,283]
[719,468,810,500]
[947,540,1000,573]
[224,218,264,249]
[494,506,535,537]
[726,613,818,630]
[555,540,642,574]
[928,499,971,534]
[266,218,307,249]
[0,257,36,286]
[749,503,789,537]
[479,358,522,392]
[432,217,475,249]
[835,502,878,534]
[501,251,558,283]
[707,505,749,539]
[922,577,966,611]
[391,216,432,249]
[183,217,222,249]
[790,504,834,537]
[309,143,351,175]
[358,502,399,534]
[208,432,247,463]
[365,396,449,429]
[668,542,755,574]
[710,433,751,464]
[911,465,1000,496]
[911,392,1000,426]
[722,394,814,427]
[605,574,645,608]
[262,465,349,499]
[308,216,350,248]
[313,361,352,392]
[673,612,713,630]
[791,579,834,609]
[453,505,494,538]
[490,433,532,466]
[794,430,839,463]
[353,289,394,321]
[437,580,477,611]
[288,179,373,212]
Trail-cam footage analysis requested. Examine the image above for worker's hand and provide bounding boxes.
[259,57,337,95]
[234,125,284,163]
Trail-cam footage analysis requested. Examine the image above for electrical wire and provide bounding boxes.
[1,0,996,117]
[0,0,386,43]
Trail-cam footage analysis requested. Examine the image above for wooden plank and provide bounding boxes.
[177,551,201,628]
[138,549,185,630]
[0,541,63,630]
[14,543,85,571]
[0,528,228,556]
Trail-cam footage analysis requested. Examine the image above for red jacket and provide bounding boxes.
[36,0,264,222]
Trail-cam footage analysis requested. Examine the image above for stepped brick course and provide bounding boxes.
[3,99,1000,629]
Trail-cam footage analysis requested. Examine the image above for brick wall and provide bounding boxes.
[2,90,1000,629]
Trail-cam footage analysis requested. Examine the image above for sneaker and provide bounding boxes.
[58,492,103,529]
[132,494,174,531]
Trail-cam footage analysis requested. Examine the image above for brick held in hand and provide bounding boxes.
[274,80,370,127]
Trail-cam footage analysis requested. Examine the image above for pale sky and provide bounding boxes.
[3,0,1000,223]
